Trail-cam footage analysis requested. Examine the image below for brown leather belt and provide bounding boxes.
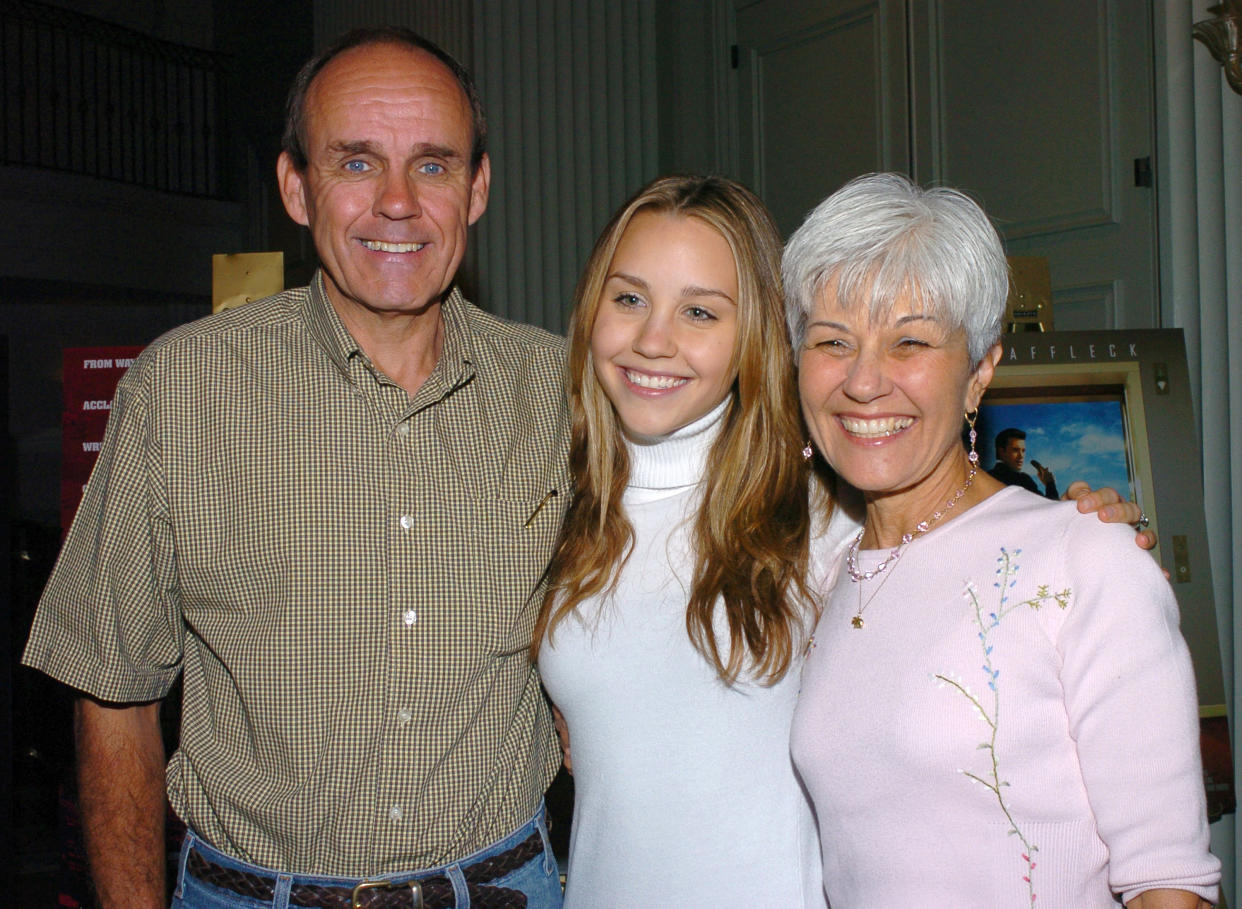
[184,830,544,908]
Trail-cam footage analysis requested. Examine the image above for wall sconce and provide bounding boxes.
[1194,0,1242,95]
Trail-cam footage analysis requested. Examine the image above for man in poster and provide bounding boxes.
[989,427,1060,499]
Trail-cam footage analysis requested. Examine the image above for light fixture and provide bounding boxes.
[1194,0,1242,95]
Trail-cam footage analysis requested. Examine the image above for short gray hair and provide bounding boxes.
[782,173,1009,365]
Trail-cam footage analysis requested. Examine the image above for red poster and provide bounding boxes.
[61,346,145,535]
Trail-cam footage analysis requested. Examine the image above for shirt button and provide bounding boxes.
[399,514,414,530]
[388,805,403,822]
[403,609,417,626]
[395,422,410,437]
[397,708,412,725]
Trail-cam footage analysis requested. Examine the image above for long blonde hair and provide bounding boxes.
[533,174,820,684]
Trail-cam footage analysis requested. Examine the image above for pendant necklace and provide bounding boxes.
[847,458,978,629]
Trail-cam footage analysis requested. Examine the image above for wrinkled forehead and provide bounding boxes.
[305,42,472,140]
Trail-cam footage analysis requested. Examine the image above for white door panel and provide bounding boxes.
[729,0,1157,328]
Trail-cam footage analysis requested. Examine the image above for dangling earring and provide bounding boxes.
[801,441,814,461]
[964,410,979,465]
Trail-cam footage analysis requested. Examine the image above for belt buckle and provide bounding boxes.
[351,878,422,909]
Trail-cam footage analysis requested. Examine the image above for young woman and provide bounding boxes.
[534,174,836,906]
[534,174,1152,907]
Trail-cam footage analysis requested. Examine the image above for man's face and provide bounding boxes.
[277,43,490,318]
[997,437,1026,471]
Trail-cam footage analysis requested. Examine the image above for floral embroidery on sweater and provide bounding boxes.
[933,547,1071,905]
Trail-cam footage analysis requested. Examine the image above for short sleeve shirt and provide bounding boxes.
[22,273,572,875]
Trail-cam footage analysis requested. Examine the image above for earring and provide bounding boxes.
[801,442,814,461]
[964,410,979,465]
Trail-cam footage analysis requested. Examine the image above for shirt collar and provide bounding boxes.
[302,270,475,393]
[625,396,730,490]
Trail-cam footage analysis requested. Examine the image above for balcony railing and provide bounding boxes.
[1,0,229,197]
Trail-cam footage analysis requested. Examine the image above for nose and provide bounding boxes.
[374,169,422,220]
[632,310,676,359]
[841,346,888,402]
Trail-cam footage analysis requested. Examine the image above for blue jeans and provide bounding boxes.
[171,804,562,909]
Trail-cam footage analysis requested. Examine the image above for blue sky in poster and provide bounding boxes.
[978,399,1132,498]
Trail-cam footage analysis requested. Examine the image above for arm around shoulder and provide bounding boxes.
[75,696,167,909]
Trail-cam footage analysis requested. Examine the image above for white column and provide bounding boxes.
[472,0,659,331]
[312,2,473,67]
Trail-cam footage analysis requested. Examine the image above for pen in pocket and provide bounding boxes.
[524,489,559,528]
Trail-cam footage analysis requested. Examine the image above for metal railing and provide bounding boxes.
[1,0,229,197]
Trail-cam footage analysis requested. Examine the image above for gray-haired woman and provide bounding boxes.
[787,173,1219,908]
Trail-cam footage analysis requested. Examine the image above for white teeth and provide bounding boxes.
[625,369,688,390]
[840,416,913,438]
[361,240,425,253]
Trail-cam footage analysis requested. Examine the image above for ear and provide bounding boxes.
[277,151,310,227]
[966,342,1003,412]
[467,153,491,226]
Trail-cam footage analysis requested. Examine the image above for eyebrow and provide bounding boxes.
[805,319,849,331]
[326,140,465,161]
[607,271,737,304]
[806,312,942,330]
[895,312,941,326]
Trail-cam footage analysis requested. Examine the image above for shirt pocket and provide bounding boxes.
[422,486,569,658]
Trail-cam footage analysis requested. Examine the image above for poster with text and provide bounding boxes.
[61,346,144,535]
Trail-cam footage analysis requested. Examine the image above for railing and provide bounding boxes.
[1,0,229,197]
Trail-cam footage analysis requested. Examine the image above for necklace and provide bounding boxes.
[847,459,978,628]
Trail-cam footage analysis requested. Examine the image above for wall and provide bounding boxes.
[40,0,215,49]
[0,1,314,529]
[1157,1,1242,902]
[0,167,246,296]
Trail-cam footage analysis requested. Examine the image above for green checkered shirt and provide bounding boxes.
[23,273,571,875]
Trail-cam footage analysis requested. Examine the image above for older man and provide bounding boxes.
[23,28,569,909]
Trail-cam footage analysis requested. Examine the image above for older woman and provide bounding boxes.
[786,174,1220,908]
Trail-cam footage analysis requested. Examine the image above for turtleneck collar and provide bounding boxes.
[624,396,731,496]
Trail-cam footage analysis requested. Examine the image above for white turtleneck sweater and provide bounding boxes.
[539,401,851,907]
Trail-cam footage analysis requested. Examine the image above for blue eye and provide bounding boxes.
[343,159,370,173]
[419,162,446,176]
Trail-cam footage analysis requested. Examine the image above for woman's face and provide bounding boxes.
[798,284,998,496]
[590,211,740,439]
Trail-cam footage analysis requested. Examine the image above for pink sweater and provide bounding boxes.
[791,486,1219,908]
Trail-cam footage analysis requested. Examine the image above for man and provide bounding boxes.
[988,427,1059,499]
[23,28,569,908]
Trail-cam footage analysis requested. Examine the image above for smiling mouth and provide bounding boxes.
[839,415,913,438]
[624,369,688,390]
[360,240,426,253]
